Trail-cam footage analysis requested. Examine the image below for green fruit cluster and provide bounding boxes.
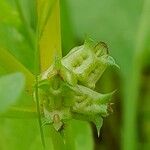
[37,38,118,136]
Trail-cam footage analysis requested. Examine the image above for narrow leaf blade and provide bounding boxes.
[37,0,62,72]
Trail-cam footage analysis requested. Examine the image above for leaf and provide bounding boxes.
[0,22,35,73]
[0,48,35,92]
[29,135,54,150]
[0,73,25,113]
[37,0,62,72]
[71,120,94,150]
[0,0,20,26]
[0,118,41,150]
[60,0,76,56]
[0,106,37,119]
[0,0,34,72]
[15,0,36,32]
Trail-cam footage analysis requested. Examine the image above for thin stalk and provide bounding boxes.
[122,0,150,150]
[34,76,46,149]
[34,28,46,149]
[33,1,46,148]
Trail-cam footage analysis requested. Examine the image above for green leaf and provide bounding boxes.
[15,0,36,31]
[0,0,20,26]
[0,0,36,74]
[0,48,35,92]
[0,23,35,73]
[0,72,25,113]
[71,120,94,150]
[0,118,41,150]
[0,106,37,119]
[29,135,54,150]
[37,0,62,72]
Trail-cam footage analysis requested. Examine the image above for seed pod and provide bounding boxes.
[61,38,118,89]
[36,38,119,136]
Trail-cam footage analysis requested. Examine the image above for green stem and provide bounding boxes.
[34,27,46,150]
[33,1,46,148]
[34,76,46,149]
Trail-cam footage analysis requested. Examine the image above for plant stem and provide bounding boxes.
[34,0,47,148]
[34,76,46,149]
[34,11,46,149]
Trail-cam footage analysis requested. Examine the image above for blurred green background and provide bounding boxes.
[0,0,150,150]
